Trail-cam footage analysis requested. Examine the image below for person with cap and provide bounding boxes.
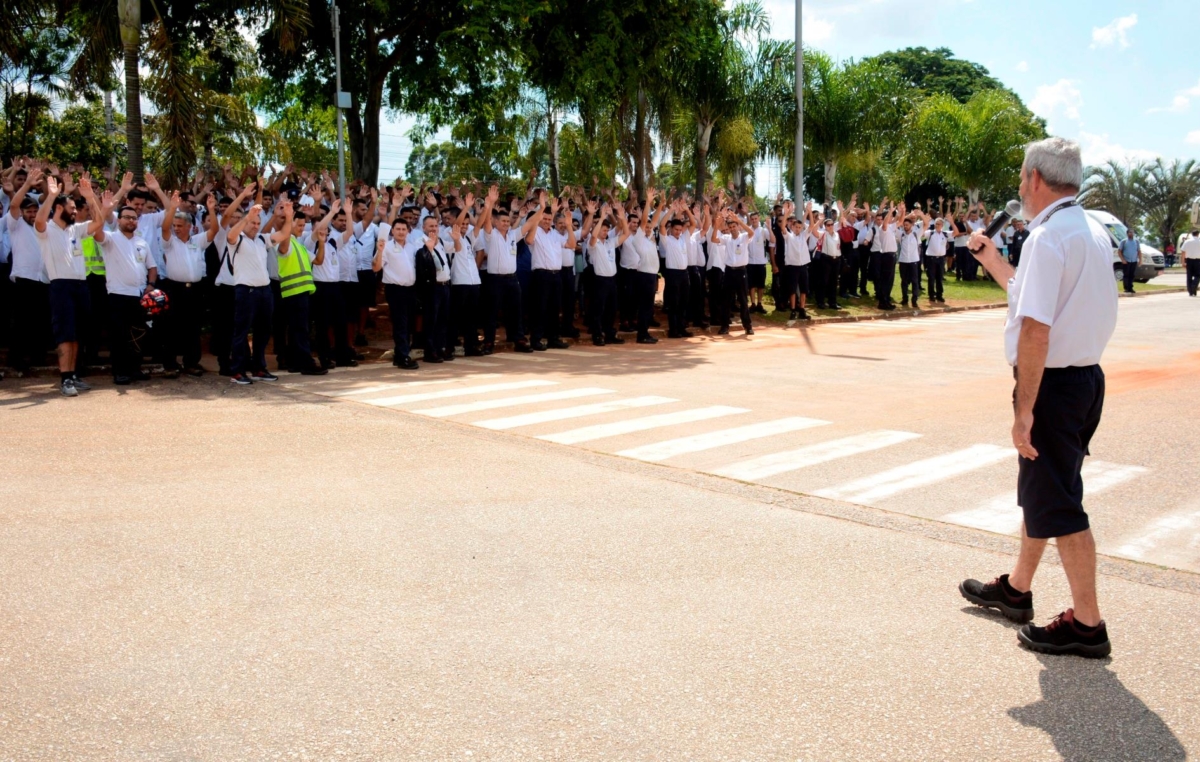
[33,174,92,396]
[959,136,1117,658]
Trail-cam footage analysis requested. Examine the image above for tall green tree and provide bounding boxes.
[1079,160,1147,228]
[1136,159,1200,250]
[869,47,1009,104]
[894,89,1044,204]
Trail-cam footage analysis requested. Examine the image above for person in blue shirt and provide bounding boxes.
[1118,229,1140,294]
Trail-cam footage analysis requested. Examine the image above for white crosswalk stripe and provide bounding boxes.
[364,380,557,407]
[474,396,677,430]
[1114,508,1200,561]
[616,417,830,463]
[326,375,503,397]
[416,387,614,418]
[540,406,750,445]
[814,444,1015,504]
[709,430,921,481]
[942,461,1150,535]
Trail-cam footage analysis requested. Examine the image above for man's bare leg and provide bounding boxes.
[1008,521,1047,593]
[1056,528,1101,626]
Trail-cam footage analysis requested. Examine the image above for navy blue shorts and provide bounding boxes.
[747,263,767,289]
[48,278,90,345]
[1017,365,1105,539]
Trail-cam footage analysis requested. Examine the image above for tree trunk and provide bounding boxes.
[823,159,837,204]
[104,90,118,177]
[638,86,652,188]
[347,74,384,186]
[118,0,142,182]
[968,188,980,205]
[547,100,560,195]
[633,87,647,194]
[696,121,714,196]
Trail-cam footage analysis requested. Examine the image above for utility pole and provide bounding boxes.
[793,0,804,204]
[331,0,348,198]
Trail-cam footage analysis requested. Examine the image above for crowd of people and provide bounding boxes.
[0,158,1037,396]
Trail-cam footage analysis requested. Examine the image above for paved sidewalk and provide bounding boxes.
[1,384,1195,760]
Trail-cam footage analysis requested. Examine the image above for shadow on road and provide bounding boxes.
[1008,654,1185,761]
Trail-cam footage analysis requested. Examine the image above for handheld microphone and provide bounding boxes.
[969,200,1022,252]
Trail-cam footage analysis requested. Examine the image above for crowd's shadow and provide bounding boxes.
[1009,654,1185,761]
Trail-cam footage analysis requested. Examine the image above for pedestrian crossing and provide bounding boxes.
[286,369,1182,568]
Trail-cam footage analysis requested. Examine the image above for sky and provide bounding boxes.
[378,0,1200,187]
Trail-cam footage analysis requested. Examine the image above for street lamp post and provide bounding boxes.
[331,0,348,198]
[793,0,804,204]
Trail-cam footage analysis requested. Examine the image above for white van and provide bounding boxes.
[1084,209,1164,283]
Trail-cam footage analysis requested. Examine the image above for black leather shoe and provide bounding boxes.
[959,575,1034,623]
[547,340,570,349]
[1018,609,1111,658]
[394,356,419,370]
[531,341,547,352]
[636,335,658,344]
[605,336,625,345]
[514,342,535,353]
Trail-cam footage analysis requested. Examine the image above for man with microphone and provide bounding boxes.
[958,137,1118,658]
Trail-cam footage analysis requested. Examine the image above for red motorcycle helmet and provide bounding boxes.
[140,288,169,317]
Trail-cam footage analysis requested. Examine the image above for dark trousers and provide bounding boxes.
[83,272,107,364]
[859,250,873,296]
[210,284,235,373]
[107,293,145,378]
[479,272,496,345]
[270,280,288,363]
[1121,261,1137,293]
[0,261,10,348]
[688,266,707,326]
[231,284,272,375]
[9,277,50,371]
[812,255,839,307]
[956,246,978,280]
[158,279,203,369]
[725,266,752,331]
[875,254,897,306]
[559,267,578,336]
[899,261,921,303]
[589,274,617,338]
[663,268,689,335]
[839,243,857,296]
[1186,259,1200,296]
[618,266,636,327]
[636,271,658,338]
[424,282,450,355]
[489,273,525,345]
[707,268,728,328]
[926,256,946,301]
[313,281,350,364]
[530,269,561,344]
[281,292,316,370]
[384,283,415,359]
[451,283,481,352]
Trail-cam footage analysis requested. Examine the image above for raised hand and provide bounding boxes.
[145,172,161,191]
[46,176,59,196]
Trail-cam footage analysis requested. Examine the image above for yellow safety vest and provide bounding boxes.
[82,236,105,276]
[277,235,316,298]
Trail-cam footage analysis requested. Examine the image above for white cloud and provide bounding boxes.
[1186,80,1200,98]
[1078,131,1159,165]
[1091,13,1137,49]
[1146,79,1200,114]
[1015,61,1029,73]
[803,8,834,44]
[1187,131,1200,146]
[1030,80,1084,122]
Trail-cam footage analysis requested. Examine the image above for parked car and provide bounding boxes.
[1084,209,1164,283]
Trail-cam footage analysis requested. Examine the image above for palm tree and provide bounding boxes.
[1136,159,1200,249]
[1079,160,1147,227]
[895,89,1043,204]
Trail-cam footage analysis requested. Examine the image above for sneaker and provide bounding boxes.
[60,379,79,397]
[252,370,279,382]
[959,574,1034,623]
[70,377,92,392]
[230,373,253,386]
[790,310,798,320]
[1018,609,1111,658]
[829,303,841,310]
[798,308,810,320]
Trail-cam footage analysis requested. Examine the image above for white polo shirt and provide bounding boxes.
[1004,197,1117,368]
[707,234,728,271]
[898,230,921,264]
[161,232,208,283]
[303,233,342,283]
[687,230,706,267]
[483,228,519,276]
[726,232,749,267]
[227,233,271,287]
[877,225,898,254]
[632,230,659,274]
[7,214,46,283]
[1179,236,1200,260]
[619,233,641,269]
[352,220,379,271]
[35,220,89,281]
[530,227,563,271]
[783,230,811,266]
[660,233,688,270]
[449,235,480,286]
[588,234,618,278]
[924,229,949,258]
[378,239,418,286]
[748,227,770,265]
[98,231,154,296]
[213,227,235,287]
[559,230,576,269]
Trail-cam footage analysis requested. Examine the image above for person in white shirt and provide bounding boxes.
[920,215,950,303]
[557,202,583,340]
[896,212,923,308]
[719,207,755,335]
[779,201,811,320]
[812,210,842,310]
[224,202,275,385]
[745,212,772,314]
[414,214,454,363]
[873,201,900,311]
[684,204,708,329]
[706,205,731,333]
[1181,230,1200,297]
[85,187,158,385]
[157,190,211,377]
[582,200,631,345]
[627,189,664,344]
[962,202,985,281]
[522,191,575,350]
[351,194,381,346]
[658,201,692,339]
[33,175,91,395]
[205,184,256,376]
[304,199,355,369]
[6,168,50,376]
[373,217,420,369]
[961,137,1117,658]
[476,187,532,353]
[447,194,485,356]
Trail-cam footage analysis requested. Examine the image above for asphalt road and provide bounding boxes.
[1,291,1196,760]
